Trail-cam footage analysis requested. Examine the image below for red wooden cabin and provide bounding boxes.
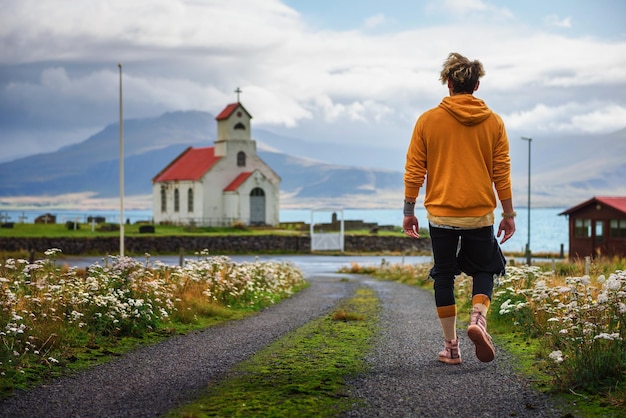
[560,196,626,259]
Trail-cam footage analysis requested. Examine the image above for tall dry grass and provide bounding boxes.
[0,249,305,389]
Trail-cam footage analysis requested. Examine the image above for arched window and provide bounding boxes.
[234,122,246,130]
[250,187,265,197]
[160,187,167,212]
[174,188,180,212]
[237,151,246,167]
[187,188,193,212]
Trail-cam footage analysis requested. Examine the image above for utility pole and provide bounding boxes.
[118,63,125,257]
[521,136,532,265]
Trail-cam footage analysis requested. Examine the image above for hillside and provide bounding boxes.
[0,111,404,208]
[0,111,624,209]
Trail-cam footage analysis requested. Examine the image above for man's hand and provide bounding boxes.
[403,215,420,239]
[497,217,516,244]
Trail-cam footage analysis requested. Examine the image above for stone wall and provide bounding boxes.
[0,235,431,255]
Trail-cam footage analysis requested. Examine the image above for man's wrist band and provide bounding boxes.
[501,211,517,219]
[403,200,415,217]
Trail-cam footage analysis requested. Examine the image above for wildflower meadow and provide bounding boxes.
[492,264,625,396]
[0,249,306,394]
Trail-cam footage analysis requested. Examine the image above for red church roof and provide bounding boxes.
[153,146,221,182]
[215,103,252,121]
[224,172,253,191]
[560,196,626,216]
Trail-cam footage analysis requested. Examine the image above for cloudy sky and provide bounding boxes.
[1,0,625,169]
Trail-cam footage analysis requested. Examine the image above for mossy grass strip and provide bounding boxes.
[167,285,380,418]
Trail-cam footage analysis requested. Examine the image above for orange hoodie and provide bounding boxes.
[404,94,512,217]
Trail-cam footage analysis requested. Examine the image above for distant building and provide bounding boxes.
[560,196,626,259]
[35,213,56,224]
[152,98,281,226]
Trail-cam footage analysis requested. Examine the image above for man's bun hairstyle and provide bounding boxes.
[440,52,485,94]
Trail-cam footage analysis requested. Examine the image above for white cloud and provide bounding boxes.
[435,0,513,20]
[504,102,626,134]
[0,0,302,63]
[544,14,572,28]
[363,13,388,29]
[570,104,626,133]
[1,0,625,170]
[441,0,488,13]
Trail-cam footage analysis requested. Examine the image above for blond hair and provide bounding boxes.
[439,52,485,94]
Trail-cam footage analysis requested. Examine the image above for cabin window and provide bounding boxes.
[237,151,246,167]
[174,189,180,212]
[610,219,626,239]
[160,187,167,212]
[187,188,194,212]
[574,219,591,238]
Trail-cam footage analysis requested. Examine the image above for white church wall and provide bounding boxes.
[152,181,200,225]
[223,192,240,223]
[236,172,280,226]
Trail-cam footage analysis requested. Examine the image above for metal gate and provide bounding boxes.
[310,208,344,252]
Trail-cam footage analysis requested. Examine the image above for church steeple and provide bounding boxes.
[214,93,254,157]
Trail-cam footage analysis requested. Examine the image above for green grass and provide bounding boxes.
[0,222,305,238]
[166,285,380,418]
[0,221,422,238]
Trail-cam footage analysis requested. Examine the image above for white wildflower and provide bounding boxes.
[44,248,62,256]
[604,277,622,291]
[594,333,621,341]
[548,350,564,363]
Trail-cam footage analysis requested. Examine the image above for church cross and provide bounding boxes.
[235,87,242,102]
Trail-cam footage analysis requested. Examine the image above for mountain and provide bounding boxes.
[0,111,404,208]
[509,128,626,207]
[0,111,625,209]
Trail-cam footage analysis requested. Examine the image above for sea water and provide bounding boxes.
[0,207,568,254]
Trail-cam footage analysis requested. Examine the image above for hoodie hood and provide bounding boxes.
[439,95,492,126]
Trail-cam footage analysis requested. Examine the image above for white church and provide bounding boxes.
[152,96,281,226]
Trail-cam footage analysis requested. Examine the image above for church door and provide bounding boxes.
[250,188,265,225]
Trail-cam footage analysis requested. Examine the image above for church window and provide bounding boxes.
[160,187,167,212]
[174,188,180,212]
[251,187,265,197]
[237,151,246,167]
[234,122,246,130]
[187,188,194,212]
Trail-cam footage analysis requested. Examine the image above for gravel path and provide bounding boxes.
[0,274,573,418]
[343,276,568,417]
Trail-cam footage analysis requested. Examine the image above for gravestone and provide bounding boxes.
[139,225,155,234]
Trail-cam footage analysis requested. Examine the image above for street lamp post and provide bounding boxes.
[521,136,532,265]
[118,63,125,257]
